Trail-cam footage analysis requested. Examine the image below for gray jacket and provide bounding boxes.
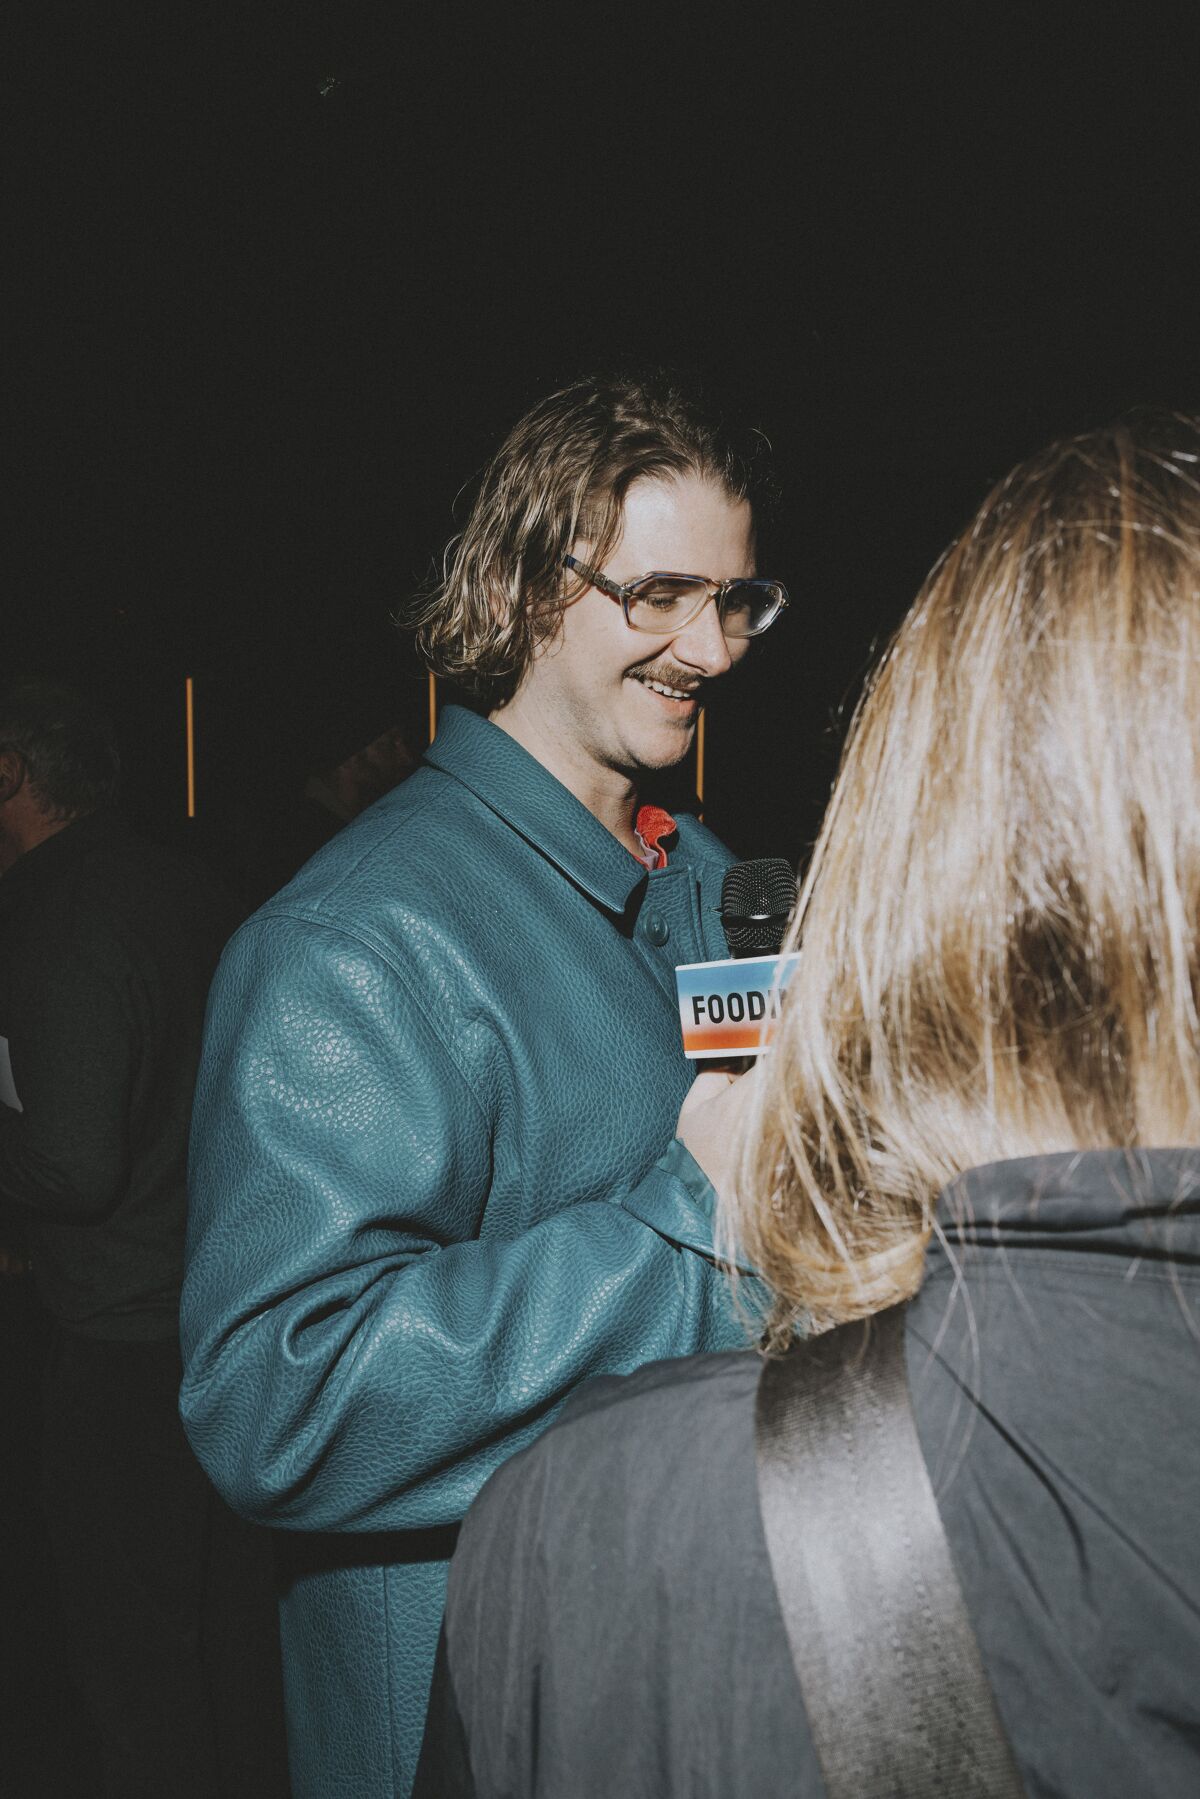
[420,1148,1200,1798]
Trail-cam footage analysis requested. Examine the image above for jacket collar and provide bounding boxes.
[935,1146,1200,1265]
[423,705,648,914]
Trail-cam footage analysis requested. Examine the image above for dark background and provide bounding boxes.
[8,7,1200,874]
[4,7,1200,1786]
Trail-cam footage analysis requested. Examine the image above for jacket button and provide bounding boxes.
[643,912,669,946]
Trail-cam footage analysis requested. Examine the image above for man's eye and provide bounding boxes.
[639,584,691,607]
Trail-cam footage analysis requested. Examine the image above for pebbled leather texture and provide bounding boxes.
[181,707,751,1797]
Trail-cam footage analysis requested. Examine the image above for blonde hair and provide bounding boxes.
[407,370,773,707]
[730,413,1200,1341]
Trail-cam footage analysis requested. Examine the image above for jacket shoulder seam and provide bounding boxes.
[231,909,491,1136]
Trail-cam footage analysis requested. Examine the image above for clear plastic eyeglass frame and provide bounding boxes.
[562,554,789,638]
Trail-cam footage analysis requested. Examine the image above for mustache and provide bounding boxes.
[631,661,707,694]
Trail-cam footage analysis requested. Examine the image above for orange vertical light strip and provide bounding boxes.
[185,677,196,818]
[428,671,438,744]
[695,706,706,815]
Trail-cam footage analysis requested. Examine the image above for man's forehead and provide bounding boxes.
[600,474,755,574]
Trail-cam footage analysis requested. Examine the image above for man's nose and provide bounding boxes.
[670,595,736,677]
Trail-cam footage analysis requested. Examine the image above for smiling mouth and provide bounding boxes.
[635,676,700,703]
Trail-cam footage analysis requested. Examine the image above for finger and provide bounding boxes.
[689,1070,738,1100]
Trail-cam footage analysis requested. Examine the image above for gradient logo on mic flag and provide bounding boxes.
[675,952,800,1058]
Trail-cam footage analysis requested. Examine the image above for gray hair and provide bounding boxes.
[0,678,121,821]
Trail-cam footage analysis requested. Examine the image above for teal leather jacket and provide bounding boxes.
[180,707,752,1796]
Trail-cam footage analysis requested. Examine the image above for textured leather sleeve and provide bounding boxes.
[180,912,740,1534]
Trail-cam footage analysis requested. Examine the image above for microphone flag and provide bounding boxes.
[675,951,800,1059]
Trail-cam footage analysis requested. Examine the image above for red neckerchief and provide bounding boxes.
[633,804,677,871]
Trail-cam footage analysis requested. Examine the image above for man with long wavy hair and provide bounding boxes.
[180,370,787,1796]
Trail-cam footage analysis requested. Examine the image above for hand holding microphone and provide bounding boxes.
[673,859,796,1202]
[675,1060,762,1202]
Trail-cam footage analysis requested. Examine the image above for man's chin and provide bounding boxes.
[625,723,697,776]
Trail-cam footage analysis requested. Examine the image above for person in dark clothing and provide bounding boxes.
[417,413,1200,1797]
[0,679,288,1798]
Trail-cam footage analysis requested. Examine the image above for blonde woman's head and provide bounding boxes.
[733,412,1200,1341]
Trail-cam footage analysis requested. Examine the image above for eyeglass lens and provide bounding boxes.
[626,577,782,637]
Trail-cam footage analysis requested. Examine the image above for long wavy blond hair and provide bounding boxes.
[730,412,1200,1341]
[407,369,775,708]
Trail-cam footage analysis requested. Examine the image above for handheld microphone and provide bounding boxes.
[719,859,795,958]
[675,860,799,1060]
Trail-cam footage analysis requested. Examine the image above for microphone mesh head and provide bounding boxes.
[720,859,796,956]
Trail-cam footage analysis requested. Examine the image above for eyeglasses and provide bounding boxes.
[562,555,789,639]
